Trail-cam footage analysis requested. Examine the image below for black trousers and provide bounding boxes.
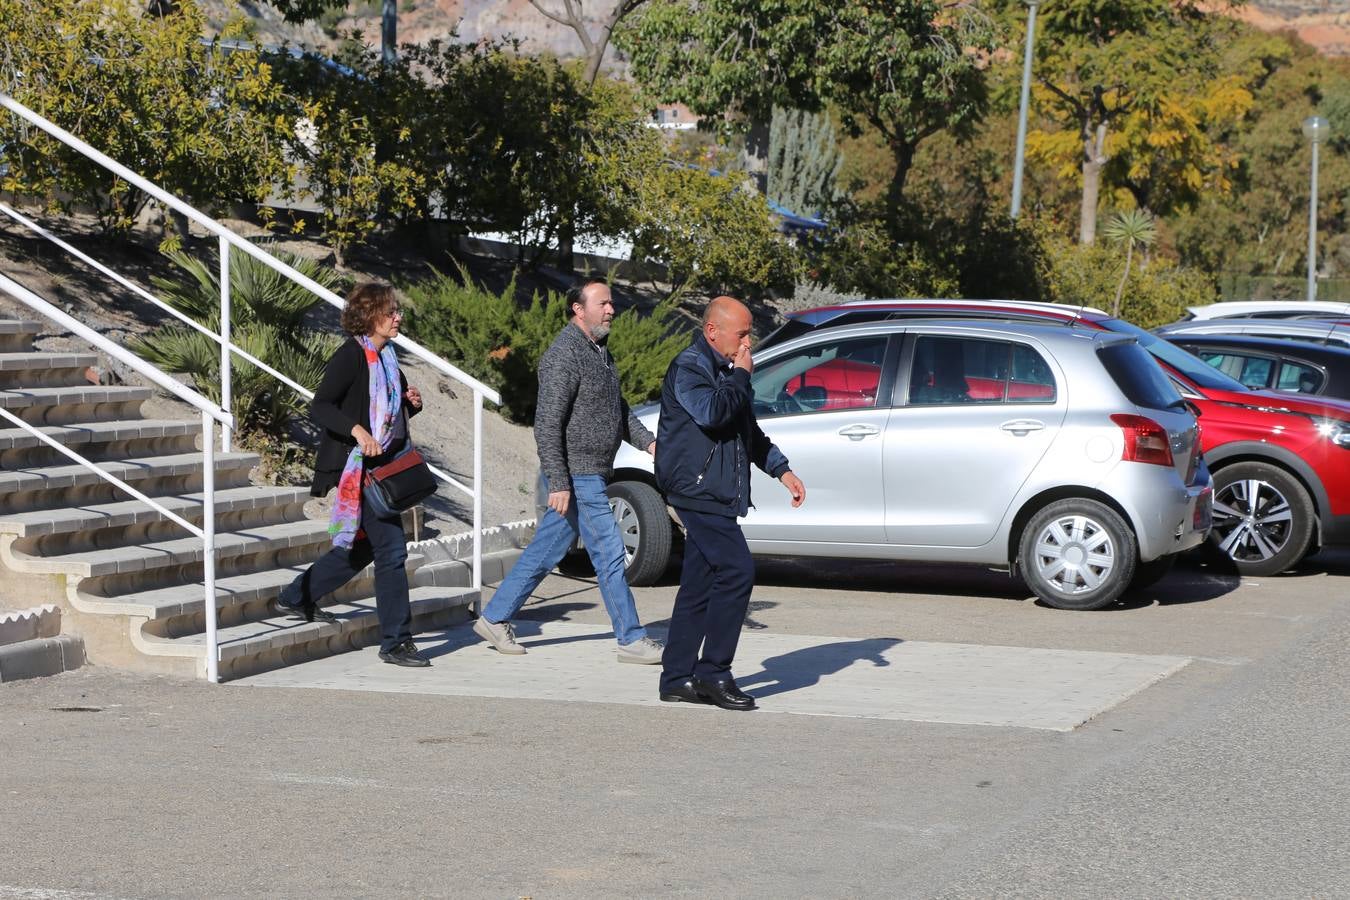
[283,502,411,653]
[660,507,755,692]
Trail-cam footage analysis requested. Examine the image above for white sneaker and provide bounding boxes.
[473,616,527,655]
[617,636,663,665]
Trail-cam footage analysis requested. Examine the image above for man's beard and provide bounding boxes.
[592,321,611,341]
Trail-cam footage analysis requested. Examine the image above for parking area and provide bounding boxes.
[2,549,1347,898]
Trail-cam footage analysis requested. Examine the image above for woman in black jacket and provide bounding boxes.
[271,282,430,667]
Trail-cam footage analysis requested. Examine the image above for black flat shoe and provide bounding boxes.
[268,596,337,624]
[659,677,711,705]
[305,604,338,624]
[269,596,305,620]
[692,676,757,711]
[379,640,430,667]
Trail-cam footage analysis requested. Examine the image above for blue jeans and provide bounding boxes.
[483,474,647,645]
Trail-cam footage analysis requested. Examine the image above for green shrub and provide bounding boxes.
[805,213,958,299]
[607,300,691,404]
[1043,241,1219,329]
[402,267,688,423]
[134,246,344,437]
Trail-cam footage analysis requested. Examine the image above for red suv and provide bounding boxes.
[766,300,1350,576]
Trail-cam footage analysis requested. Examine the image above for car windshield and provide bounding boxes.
[1100,318,1249,392]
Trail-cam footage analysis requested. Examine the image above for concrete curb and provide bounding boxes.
[0,634,85,683]
[411,518,535,560]
[0,604,61,645]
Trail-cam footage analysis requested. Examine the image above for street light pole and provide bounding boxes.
[1010,0,1041,220]
[1303,116,1329,302]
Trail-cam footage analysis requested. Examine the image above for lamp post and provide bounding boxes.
[1010,0,1041,220]
[1303,115,1330,301]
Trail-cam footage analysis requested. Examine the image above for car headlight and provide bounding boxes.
[1315,420,1350,448]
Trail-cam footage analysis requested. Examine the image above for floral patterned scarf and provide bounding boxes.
[329,335,402,549]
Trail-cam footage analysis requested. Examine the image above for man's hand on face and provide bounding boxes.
[548,490,571,516]
[733,343,753,373]
[780,470,806,508]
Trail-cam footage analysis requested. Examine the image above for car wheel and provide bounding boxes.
[1209,462,1315,576]
[1130,553,1177,591]
[608,480,672,587]
[1019,498,1138,611]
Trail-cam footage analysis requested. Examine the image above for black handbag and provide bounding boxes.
[363,445,437,517]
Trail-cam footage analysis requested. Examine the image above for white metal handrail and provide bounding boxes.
[0,202,313,398]
[0,272,225,682]
[1,202,479,498]
[2,91,501,610]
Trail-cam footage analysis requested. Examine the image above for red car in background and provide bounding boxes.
[765,299,1350,576]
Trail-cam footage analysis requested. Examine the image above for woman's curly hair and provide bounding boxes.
[341,282,398,337]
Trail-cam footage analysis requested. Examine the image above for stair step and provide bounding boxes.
[0,485,313,537]
[0,418,200,451]
[0,385,153,409]
[0,321,42,335]
[0,351,99,371]
[141,585,476,664]
[82,552,427,620]
[0,451,258,495]
[11,518,333,577]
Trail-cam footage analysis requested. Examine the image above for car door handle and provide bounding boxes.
[1000,419,1045,436]
[837,424,880,441]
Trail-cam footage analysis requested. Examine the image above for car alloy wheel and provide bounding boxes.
[609,494,641,566]
[606,480,673,587]
[1209,461,1315,576]
[1019,498,1137,611]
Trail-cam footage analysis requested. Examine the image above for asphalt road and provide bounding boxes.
[2,549,1348,899]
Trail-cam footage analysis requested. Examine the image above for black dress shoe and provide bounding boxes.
[659,677,711,705]
[379,640,431,667]
[692,676,757,711]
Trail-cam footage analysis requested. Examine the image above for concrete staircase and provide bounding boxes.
[0,319,479,681]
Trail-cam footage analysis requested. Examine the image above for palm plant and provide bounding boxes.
[1103,209,1158,318]
[135,244,345,435]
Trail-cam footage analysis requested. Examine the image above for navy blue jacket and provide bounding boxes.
[655,333,790,517]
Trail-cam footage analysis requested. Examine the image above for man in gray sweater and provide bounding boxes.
[473,278,664,663]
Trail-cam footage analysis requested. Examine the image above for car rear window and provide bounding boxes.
[1097,342,1185,411]
[1102,318,1250,391]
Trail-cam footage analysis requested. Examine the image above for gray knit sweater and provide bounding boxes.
[536,321,655,492]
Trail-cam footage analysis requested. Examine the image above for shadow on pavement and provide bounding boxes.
[736,637,903,699]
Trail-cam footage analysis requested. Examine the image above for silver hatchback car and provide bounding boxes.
[589,319,1212,611]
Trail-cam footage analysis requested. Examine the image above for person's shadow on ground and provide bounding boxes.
[736,637,902,699]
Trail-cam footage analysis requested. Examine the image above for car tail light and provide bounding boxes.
[1111,414,1174,467]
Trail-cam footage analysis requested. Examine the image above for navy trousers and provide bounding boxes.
[660,507,756,692]
[283,502,411,653]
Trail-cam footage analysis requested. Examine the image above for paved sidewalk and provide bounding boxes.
[237,620,1190,731]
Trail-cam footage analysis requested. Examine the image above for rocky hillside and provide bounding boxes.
[206,0,1348,60]
[1231,1,1350,57]
[210,0,628,65]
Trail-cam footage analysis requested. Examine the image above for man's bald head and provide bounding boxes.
[703,295,749,328]
[703,295,753,361]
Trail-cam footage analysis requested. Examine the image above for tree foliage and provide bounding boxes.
[1005,0,1246,243]
[768,106,843,219]
[1171,46,1350,287]
[0,0,293,236]
[617,0,994,204]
